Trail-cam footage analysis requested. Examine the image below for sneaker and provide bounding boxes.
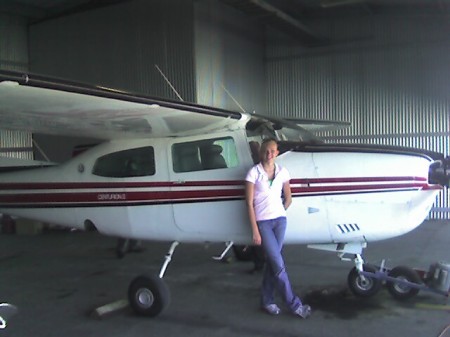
[262,304,281,315]
[293,304,311,319]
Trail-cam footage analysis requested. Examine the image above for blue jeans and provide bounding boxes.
[257,217,302,312]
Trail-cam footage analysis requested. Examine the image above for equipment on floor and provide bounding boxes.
[347,260,450,300]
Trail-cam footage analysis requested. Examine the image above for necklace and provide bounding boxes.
[263,164,276,186]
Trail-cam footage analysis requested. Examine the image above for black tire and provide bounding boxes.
[347,264,382,298]
[386,266,421,300]
[232,245,254,261]
[128,274,170,317]
[116,238,129,259]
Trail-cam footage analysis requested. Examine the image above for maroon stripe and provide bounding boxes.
[0,180,244,190]
[0,181,439,205]
[290,176,427,184]
[291,182,429,194]
[0,176,427,190]
[0,189,245,204]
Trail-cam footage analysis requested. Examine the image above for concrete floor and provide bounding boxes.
[1,220,450,337]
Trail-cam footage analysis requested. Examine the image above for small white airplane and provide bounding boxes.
[0,70,449,317]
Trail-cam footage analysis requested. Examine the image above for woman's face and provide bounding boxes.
[260,141,279,162]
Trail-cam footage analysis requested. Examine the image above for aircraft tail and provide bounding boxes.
[0,157,55,173]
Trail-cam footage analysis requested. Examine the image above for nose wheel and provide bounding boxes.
[347,264,382,298]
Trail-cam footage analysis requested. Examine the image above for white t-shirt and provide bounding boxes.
[245,163,290,221]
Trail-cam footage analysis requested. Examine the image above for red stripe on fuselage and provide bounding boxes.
[0,176,439,208]
[0,180,243,190]
[0,189,242,204]
[0,176,429,190]
[290,176,427,185]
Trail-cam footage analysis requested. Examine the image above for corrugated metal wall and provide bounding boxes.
[28,0,196,161]
[266,14,450,219]
[0,13,33,160]
[0,14,28,71]
[29,0,196,101]
[194,0,265,113]
[28,0,266,159]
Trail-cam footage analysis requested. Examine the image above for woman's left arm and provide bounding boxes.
[282,181,292,210]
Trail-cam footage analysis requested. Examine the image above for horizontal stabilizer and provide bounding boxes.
[0,157,55,172]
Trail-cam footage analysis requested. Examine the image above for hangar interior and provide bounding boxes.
[0,0,449,218]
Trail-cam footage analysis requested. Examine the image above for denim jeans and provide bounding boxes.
[257,217,302,311]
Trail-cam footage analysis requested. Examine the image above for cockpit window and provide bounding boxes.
[172,137,238,173]
[92,147,155,177]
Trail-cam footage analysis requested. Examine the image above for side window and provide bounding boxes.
[172,137,238,173]
[92,147,155,177]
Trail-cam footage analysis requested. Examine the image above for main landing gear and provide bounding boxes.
[127,241,179,317]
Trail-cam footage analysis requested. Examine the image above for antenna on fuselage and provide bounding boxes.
[155,64,184,101]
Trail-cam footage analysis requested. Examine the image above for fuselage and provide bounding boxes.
[0,120,442,247]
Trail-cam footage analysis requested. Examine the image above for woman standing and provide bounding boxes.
[245,139,311,318]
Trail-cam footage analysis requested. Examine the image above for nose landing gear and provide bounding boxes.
[347,263,383,298]
[347,257,450,300]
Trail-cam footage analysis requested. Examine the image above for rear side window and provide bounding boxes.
[92,147,155,177]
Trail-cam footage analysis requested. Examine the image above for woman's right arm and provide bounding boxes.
[245,181,261,245]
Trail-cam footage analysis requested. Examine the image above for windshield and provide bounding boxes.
[245,115,322,145]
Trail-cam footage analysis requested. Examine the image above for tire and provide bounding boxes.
[347,264,382,298]
[386,266,421,300]
[128,274,170,317]
[232,245,254,261]
[116,238,129,259]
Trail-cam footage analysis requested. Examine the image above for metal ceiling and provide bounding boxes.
[0,0,132,22]
[220,0,450,45]
[1,0,449,21]
[0,0,449,45]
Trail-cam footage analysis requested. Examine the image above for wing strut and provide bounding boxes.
[212,241,234,261]
[159,241,179,278]
[154,64,184,101]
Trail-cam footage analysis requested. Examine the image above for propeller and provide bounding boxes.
[429,157,450,187]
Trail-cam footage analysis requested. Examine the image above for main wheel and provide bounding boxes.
[348,264,382,298]
[232,245,254,261]
[386,266,422,300]
[116,238,129,259]
[128,274,170,317]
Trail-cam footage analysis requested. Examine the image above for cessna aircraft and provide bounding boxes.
[0,70,449,317]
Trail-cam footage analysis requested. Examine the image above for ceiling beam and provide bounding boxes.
[220,0,330,46]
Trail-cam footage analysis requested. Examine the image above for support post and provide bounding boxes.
[159,241,179,278]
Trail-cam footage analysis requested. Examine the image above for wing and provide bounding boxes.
[0,70,244,140]
[286,118,351,132]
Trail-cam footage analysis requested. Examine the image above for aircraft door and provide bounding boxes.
[169,135,250,242]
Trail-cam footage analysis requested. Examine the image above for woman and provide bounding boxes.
[245,139,311,318]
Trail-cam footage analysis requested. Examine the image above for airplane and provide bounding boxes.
[0,69,449,317]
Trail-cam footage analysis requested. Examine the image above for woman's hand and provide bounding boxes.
[253,231,262,245]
